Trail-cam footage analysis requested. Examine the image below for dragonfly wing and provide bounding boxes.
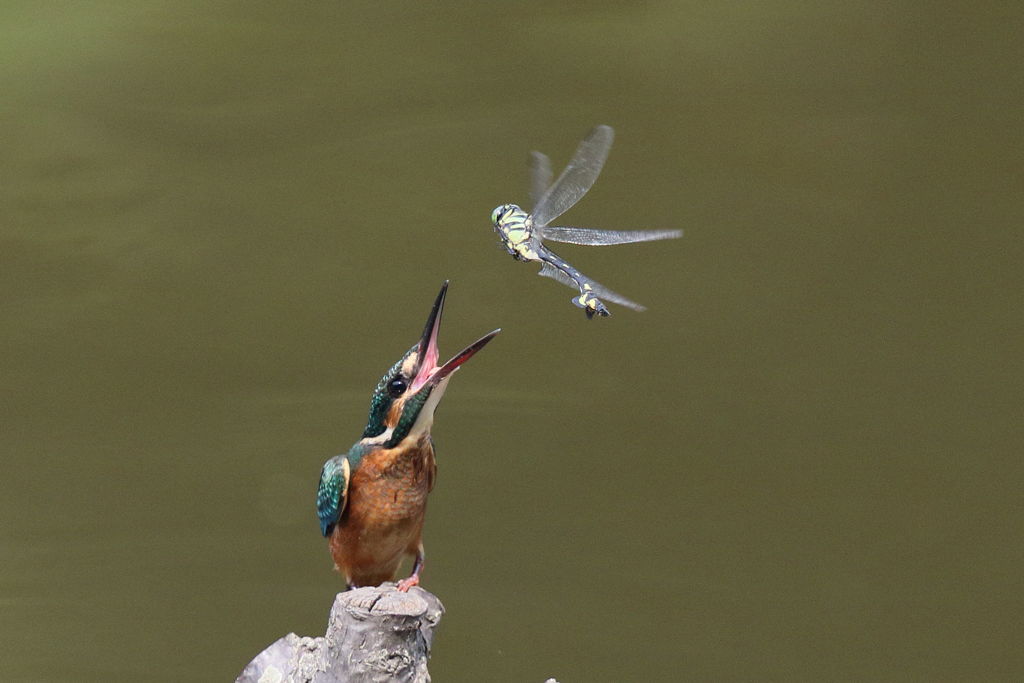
[539,226,683,246]
[529,151,553,212]
[531,125,615,228]
[537,261,646,312]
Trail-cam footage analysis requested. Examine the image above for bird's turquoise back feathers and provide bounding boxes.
[317,443,370,537]
[316,457,348,537]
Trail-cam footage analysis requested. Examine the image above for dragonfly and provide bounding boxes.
[490,124,682,319]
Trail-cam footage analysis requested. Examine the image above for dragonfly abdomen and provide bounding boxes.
[536,247,611,318]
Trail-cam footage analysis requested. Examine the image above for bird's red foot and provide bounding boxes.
[396,575,420,592]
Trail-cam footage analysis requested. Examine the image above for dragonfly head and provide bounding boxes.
[357,282,500,451]
[490,204,519,227]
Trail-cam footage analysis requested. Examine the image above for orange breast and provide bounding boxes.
[328,439,436,586]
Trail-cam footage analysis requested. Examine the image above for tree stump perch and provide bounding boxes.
[236,583,444,683]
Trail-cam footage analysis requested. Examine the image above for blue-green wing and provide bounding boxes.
[317,456,351,537]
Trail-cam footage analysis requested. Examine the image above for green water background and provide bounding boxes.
[1,2,1020,680]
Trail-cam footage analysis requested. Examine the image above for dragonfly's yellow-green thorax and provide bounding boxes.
[491,203,541,262]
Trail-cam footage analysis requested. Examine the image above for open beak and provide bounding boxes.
[409,281,500,393]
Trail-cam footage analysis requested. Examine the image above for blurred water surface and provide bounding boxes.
[1,1,1021,680]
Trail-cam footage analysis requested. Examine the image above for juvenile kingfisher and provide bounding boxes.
[316,282,499,591]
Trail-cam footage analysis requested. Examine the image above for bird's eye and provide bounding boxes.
[387,377,407,398]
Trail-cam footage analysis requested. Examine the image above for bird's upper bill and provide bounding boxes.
[409,281,499,395]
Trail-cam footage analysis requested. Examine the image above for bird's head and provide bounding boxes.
[357,281,499,452]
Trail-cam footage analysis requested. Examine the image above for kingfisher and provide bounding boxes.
[316,282,499,591]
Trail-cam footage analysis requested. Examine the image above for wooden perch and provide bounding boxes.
[236,583,443,683]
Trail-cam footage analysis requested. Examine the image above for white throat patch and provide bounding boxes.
[408,375,452,439]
